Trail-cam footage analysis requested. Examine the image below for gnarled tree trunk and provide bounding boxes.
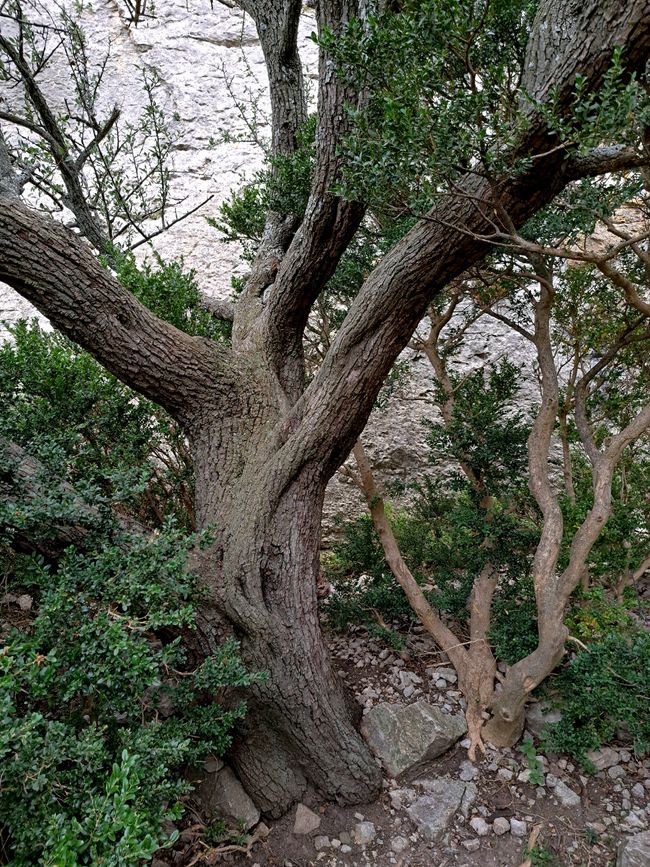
[186,391,381,815]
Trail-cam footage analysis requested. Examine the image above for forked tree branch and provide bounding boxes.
[249,0,367,400]
[288,0,650,478]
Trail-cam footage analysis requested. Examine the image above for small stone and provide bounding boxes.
[553,780,581,808]
[340,845,352,854]
[339,832,351,845]
[462,838,481,851]
[470,817,490,836]
[518,769,532,784]
[403,685,415,699]
[391,836,409,854]
[330,838,341,849]
[609,765,626,780]
[352,821,376,847]
[17,594,33,611]
[407,780,475,841]
[399,670,423,687]
[525,702,562,738]
[293,804,321,836]
[497,768,514,782]
[624,812,646,830]
[435,678,447,688]
[200,766,259,830]
[256,822,270,839]
[459,761,479,782]
[314,836,330,851]
[493,817,510,836]
[545,773,558,788]
[632,784,646,801]
[587,747,620,771]
[510,819,527,837]
[437,667,458,684]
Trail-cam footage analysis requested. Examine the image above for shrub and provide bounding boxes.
[0,519,262,866]
[544,630,650,765]
[0,259,261,864]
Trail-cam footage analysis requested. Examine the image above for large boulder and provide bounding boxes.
[617,832,650,867]
[361,701,466,778]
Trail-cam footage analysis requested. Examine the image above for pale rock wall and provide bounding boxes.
[0,0,537,534]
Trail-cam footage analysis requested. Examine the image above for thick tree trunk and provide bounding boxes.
[189,406,381,816]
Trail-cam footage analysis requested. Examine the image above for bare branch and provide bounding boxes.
[565,145,650,181]
[200,295,236,323]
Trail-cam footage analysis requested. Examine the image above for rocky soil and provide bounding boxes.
[157,625,650,867]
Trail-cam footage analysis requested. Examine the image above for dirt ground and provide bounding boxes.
[165,626,649,867]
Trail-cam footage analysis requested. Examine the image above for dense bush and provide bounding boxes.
[544,630,650,765]
[325,355,649,764]
[0,526,259,866]
[0,258,260,866]
[325,361,538,638]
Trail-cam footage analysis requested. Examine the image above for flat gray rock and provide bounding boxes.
[617,832,650,867]
[198,765,260,830]
[293,803,321,835]
[587,747,620,771]
[553,780,581,808]
[407,779,476,841]
[361,701,466,778]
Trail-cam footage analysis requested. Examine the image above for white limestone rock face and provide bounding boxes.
[0,1,537,527]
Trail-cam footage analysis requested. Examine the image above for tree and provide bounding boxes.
[0,0,649,815]
[348,233,650,756]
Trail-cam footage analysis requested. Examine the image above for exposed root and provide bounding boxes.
[465,702,488,762]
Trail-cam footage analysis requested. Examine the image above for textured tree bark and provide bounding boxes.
[185,396,381,815]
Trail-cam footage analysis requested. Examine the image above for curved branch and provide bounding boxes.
[289,0,650,478]
[0,198,234,423]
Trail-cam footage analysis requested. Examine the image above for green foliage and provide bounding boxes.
[541,46,650,153]
[544,631,650,766]
[0,319,194,530]
[326,361,540,637]
[325,513,418,631]
[0,519,261,865]
[520,738,544,785]
[426,360,530,492]
[322,0,537,212]
[322,1,649,219]
[0,280,261,864]
[114,253,232,344]
[526,844,560,867]
[565,588,635,643]
[489,574,538,664]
